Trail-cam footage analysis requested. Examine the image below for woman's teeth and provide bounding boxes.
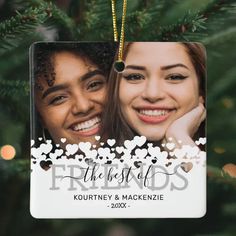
[71,117,101,131]
[139,109,169,116]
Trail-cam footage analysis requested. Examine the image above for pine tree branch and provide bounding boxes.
[0,4,49,40]
[155,12,207,41]
[0,78,29,97]
[122,9,207,41]
[125,0,235,41]
[125,0,167,39]
[0,1,77,54]
[79,0,112,40]
[202,0,236,19]
[200,0,236,34]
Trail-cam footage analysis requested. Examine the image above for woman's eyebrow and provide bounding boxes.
[80,69,105,81]
[161,63,189,70]
[125,65,146,71]
[42,84,68,99]
[41,69,104,99]
[125,64,189,71]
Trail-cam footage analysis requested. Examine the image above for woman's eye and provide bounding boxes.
[49,95,67,105]
[166,74,188,81]
[87,80,105,91]
[123,73,145,81]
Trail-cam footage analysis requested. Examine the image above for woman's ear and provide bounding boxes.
[199,95,204,104]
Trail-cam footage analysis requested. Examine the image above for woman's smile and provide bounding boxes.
[69,115,101,136]
[135,108,175,124]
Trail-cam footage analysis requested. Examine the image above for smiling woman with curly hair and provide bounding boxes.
[32,42,117,147]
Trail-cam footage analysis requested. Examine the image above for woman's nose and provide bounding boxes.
[141,77,165,102]
[71,93,94,116]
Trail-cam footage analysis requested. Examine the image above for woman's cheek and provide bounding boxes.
[45,106,69,127]
[93,88,107,105]
[120,82,143,102]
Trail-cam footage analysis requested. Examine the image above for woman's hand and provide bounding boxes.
[164,103,206,147]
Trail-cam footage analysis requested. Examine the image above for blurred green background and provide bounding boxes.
[0,0,236,235]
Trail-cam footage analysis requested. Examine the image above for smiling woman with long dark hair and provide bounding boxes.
[102,42,206,149]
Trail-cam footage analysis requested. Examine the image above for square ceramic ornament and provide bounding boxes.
[30,42,206,218]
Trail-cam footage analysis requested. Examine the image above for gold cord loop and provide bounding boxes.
[111,0,127,72]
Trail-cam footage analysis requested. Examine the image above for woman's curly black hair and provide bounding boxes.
[33,42,118,90]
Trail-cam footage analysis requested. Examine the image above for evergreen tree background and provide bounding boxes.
[0,0,236,235]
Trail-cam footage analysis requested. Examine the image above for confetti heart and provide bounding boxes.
[107,139,116,147]
[151,159,157,164]
[79,142,92,152]
[173,148,186,159]
[65,144,79,156]
[98,147,110,157]
[134,136,146,147]
[134,161,142,168]
[40,143,53,155]
[61,138,66,143]
[148,146,161,157]
[109,153,116,159]
[87,150,97,159]
[95,136,101,141]
[160,151,168,159]
[186,146,199,158]
[124,140,136,150]
[166,142,175,150]
[135,148,148,158]
[180,162,193,173]
[40,160,52,171]
[116,146,124,154]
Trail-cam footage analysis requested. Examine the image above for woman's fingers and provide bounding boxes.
[165,103,206,144]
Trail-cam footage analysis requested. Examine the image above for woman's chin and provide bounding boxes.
[51,135,98,146]
[135,130,165,142]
